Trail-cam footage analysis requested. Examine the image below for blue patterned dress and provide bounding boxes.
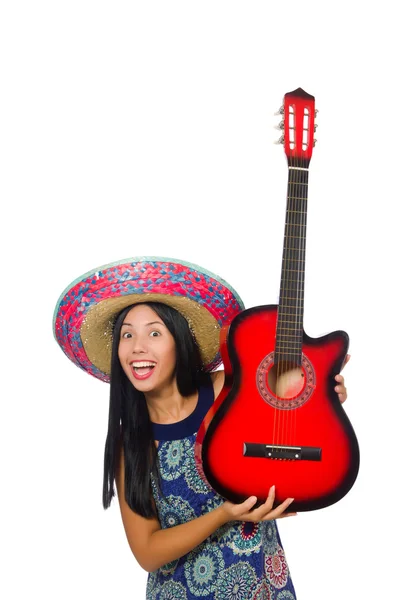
[147,377,297,600]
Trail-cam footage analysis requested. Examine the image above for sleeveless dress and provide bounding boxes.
[147,377,297,600]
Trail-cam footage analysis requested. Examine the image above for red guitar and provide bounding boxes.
[195,88,360,512]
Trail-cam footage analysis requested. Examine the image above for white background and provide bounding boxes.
[1,1,395,599]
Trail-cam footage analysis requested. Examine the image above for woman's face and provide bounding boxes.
[118,304,177,394]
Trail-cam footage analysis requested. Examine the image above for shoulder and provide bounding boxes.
[209,370,225,400]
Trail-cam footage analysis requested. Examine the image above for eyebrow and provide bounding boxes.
[121,321,165,328]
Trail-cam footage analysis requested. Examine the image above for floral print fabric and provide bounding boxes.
[147,431,296,599]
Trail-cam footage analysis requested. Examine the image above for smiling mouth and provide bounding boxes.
[130,361,156,379]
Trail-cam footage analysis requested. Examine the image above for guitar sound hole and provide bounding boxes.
[267,363,305,399]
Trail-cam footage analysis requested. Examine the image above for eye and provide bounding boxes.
[149,330,161,337]
[121,332,132,339]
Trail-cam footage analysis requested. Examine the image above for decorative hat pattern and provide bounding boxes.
[53,256,244,382]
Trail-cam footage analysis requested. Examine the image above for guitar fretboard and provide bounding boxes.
[275,166,309,366]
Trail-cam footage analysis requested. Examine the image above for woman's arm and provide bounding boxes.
[115,445,229,572]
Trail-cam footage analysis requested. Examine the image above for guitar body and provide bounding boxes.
[198,306,360,511]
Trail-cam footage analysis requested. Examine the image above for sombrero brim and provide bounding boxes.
[53,256,244,382]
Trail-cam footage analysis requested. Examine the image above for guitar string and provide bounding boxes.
[290,124,301,451]
[284,100,295,449]
[275,99,289,454]
[294,103,312,452]
[277,99,291,455]
[277,99,293,454]
[285,101,298,452]
[289,117,300,450]
[299,123,310,449]
[290,116,300,450]
[288,139,297,450]
[295,135,305,449]
[273,98,284,454]
[292,118,305,451]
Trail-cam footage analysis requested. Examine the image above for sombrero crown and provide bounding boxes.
[53,256,244,382]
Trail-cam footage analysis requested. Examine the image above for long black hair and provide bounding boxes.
[102,301,206,517]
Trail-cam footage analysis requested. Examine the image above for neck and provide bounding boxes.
[145,381,198,424]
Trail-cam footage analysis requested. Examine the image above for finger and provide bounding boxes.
[341,354,351,370]
[238,496,258,515]
[244,486,276,520]
[260,485,276,512]
[262,497,295,521]
[338,392,347,404]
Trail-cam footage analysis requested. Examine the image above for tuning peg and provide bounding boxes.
[276,120,285,130]
[314,124,318,131]
[315,109,319,116]
[313,139,318,146]
[275,105,285,116]
[275,135,285,145]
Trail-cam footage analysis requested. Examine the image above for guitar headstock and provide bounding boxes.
[277,88,316,168]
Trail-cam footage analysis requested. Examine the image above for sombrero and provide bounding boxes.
[53,256,245,382]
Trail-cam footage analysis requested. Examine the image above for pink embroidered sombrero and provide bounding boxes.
[53,256,245,382]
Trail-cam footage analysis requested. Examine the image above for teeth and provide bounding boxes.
[132,361,156,368]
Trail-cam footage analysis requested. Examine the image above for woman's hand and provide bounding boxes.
[335,353,350,404]
[219,486,297,523]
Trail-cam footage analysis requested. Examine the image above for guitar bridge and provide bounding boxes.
[243,443,321,461]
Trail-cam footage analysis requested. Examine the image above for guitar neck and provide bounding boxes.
[275,165,309,366]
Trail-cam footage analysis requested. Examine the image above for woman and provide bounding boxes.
[53,256,348,599]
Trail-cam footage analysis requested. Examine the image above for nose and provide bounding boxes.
[130,333,148,354]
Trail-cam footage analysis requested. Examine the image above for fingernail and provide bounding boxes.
[270,485,275,494]
[288,498,295,504]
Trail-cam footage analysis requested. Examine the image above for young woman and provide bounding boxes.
[54,257,348,600]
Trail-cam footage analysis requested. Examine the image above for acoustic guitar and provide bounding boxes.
[195,87,360,512]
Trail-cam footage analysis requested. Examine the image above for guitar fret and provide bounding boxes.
[286,209,307,214]
[276,345,302,349]
[276,319,304,329]
[276,344,302,348]
[280,290,303,304]
[278,317,303,321]
[288,180,308,185]
[279,302,303,312]
[287,196,308,201]
[283,256,305,263]
[276,342,302,353]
